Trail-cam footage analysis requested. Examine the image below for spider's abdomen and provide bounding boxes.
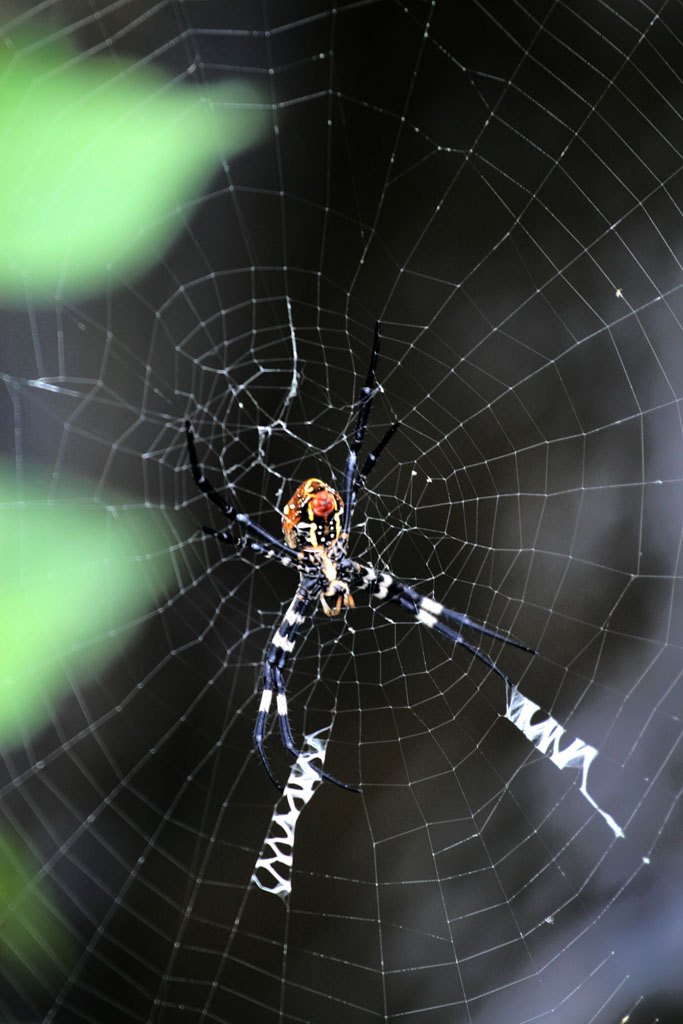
[282,478,344,551]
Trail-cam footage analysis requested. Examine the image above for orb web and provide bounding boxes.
[1,3,681,1023]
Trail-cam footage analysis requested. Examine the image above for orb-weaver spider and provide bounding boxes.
[185,323,536,791]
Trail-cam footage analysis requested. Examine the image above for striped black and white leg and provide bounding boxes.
[254,669,282,791]
[389,588,521,687]
[349,563,536,666]
[255,582,360,793]
[201,525,303,572]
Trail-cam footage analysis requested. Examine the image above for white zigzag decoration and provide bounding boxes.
[251,725,332,899]
[252,685,623,903]
[505,684,624,838]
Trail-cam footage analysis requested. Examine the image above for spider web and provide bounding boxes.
[1,2,682,1022]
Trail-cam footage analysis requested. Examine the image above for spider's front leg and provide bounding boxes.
[341,323,400,542]
[185,420,296,562]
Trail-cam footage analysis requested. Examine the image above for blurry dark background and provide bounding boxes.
[1,1,681,1022]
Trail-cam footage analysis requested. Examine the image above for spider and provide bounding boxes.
[185,322,536,792]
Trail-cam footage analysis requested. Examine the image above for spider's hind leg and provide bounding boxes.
[254,676,284,792]
[272,664,360,793]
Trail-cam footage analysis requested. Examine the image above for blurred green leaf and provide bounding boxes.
[0,464,175,745]
[0,36,266,299]
[0,831,73,978]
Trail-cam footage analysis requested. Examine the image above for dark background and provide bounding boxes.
[1,1,681,1022]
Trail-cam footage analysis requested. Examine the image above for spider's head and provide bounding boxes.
[282,478,344,551]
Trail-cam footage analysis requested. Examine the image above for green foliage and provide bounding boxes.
[0,831,73,979]
[0,36,266,299]
[0,465,175,745]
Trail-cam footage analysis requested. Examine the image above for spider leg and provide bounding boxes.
[273,663,360,792]
[185,420,296,560]
[348,562,537,656]
[201,525,303,572]
[201,525,240,545]
[358,419,400,484]
[185,420,235,519]
[342,323,400,536]
[254,666,284,791]
[353,321,381,438]
[257,580,360,793]
[389,589,519,687]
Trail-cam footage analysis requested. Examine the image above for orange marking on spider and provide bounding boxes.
[282,478,344,553]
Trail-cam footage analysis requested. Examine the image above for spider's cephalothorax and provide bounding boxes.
[186,321,536,793]
[282,478,353,617]
[282,478,344,552]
